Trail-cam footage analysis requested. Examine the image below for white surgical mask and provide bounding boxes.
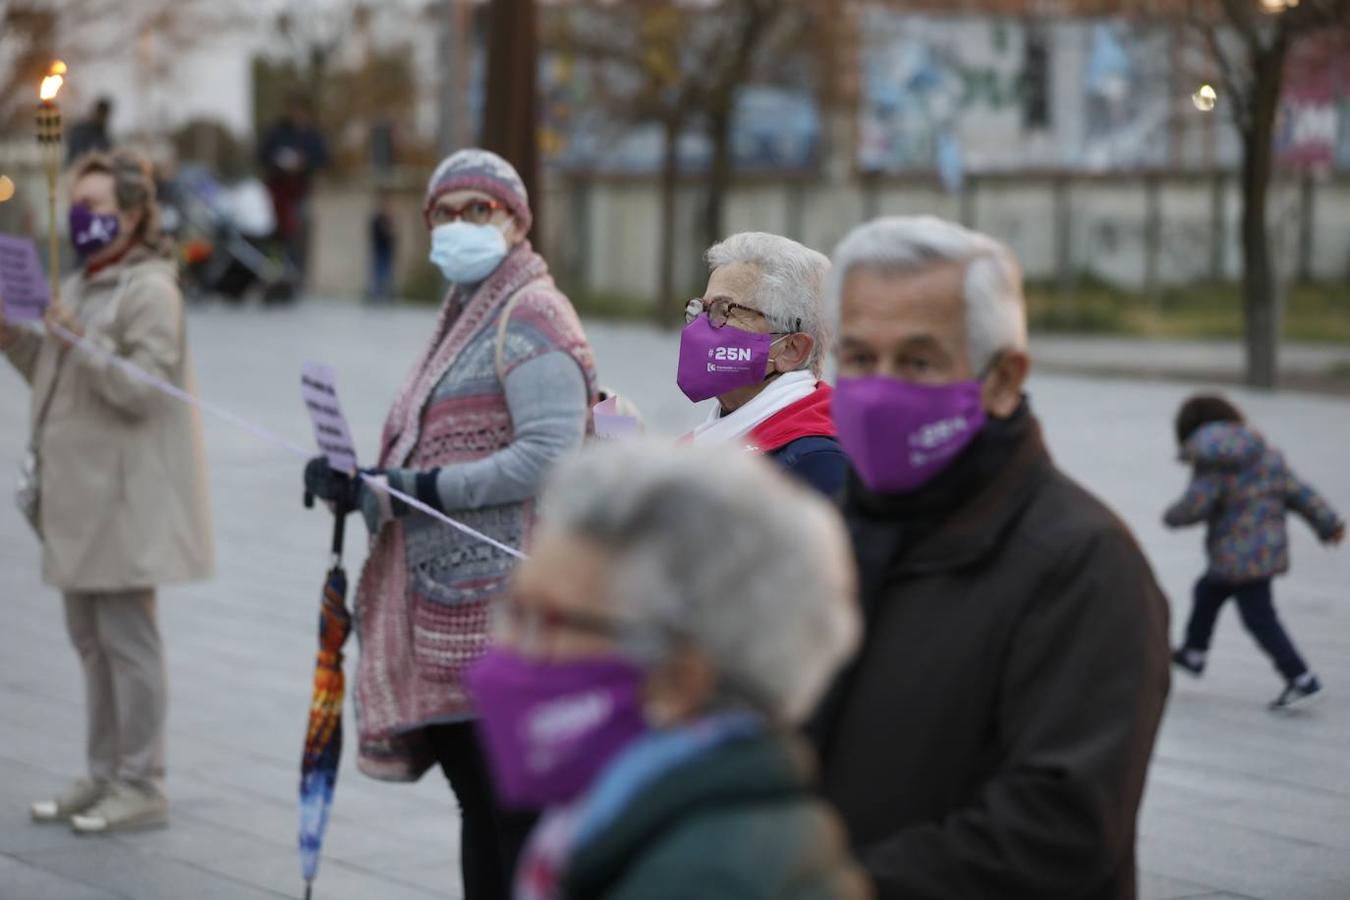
[429,221,509,284]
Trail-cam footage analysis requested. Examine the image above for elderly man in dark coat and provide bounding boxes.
[812,215,1170,900]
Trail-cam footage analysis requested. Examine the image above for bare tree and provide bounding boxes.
[546,0,821,321]
[0,0,241,134]
[1187,0,1350,388]
[484,0,542,240]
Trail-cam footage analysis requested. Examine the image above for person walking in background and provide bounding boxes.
[303,149,597,899]
[811,216,1169,900]
[1,150,213,833]
[469,440,869,900]
[367,187,397,304]
[257,92,329,284]
[65,97,113,164]
[1165,394,1345,711]
[682,232,847,496]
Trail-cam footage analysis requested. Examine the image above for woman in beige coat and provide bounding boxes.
[0,150,212,833]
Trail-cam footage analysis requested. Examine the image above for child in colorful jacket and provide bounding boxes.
[1164,395,1344,710]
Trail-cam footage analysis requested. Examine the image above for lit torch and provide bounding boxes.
[37,60,66,306]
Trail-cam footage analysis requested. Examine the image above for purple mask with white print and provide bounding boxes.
[832,376,987,494]
[675,316,776,403]
[466,648,649,810]
[68,204,121,259]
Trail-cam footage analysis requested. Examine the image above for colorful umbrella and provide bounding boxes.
[299,498,352,900]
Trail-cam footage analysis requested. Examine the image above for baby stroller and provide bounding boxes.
[169,165,298,304]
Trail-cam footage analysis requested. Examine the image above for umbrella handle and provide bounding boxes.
[330,500,347,563]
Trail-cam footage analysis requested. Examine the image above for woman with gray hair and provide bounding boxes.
[467,439,869,899]
[680,232,847,496]
[302,148,597,899]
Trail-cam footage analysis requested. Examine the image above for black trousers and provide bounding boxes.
[1182,575,1310,681]
[424,721,538,900]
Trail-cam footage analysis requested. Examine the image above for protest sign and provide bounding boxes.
[592,395,641,440]
[301,362,359,474]
[0,234,50,322]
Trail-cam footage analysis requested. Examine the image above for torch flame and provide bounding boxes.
[39,60,67,101]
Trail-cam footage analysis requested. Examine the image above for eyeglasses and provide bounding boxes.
[685,297,800,333]
[491,596,643,647]
[429,198,505,227]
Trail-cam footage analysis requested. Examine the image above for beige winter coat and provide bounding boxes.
[3,248,213,591]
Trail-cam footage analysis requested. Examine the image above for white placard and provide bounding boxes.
[301,361,358,474]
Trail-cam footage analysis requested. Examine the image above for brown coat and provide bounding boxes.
[813,413,1170,900]
[4,249,213,591]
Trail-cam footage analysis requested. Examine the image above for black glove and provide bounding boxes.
[304,456,358,513]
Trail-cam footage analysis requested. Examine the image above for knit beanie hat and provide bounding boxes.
[423,148,532,233]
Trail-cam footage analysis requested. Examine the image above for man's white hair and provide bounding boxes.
[706,232,831,377]
[827,216,1027,371]
[541,439,859,725]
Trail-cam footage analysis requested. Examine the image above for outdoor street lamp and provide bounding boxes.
[37,60,66,305]
[1192,83,1218,113]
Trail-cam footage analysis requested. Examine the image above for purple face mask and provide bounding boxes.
[833,376,987,494]
[676,316,775,403]
[69,204,121,259]
[466,648,648,810]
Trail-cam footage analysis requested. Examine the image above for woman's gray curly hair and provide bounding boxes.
[540,439,859,724]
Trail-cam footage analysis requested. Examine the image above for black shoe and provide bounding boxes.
[1171,648,1205,677]
[1270,676,1323,712]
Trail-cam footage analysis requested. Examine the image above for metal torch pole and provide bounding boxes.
[36,100,62,304]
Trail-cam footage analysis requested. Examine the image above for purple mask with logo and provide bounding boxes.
[833,376,987,494]
[68,204,121,259]
[676,316,774,403]
[466,648,648,810]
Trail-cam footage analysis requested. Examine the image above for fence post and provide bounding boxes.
[1143,173,1161,305]
[1054,174,1072,294]
[1209,171,1225,282]
[960,175,976,229]
[1297,172,1314,284]
[785,180,805,242]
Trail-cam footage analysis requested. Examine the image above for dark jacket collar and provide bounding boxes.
[563,732,813,898]
[846,403,1055,576]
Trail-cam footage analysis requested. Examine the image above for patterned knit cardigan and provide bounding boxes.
[355,242,597,781]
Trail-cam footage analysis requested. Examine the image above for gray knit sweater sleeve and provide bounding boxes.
[428,350,588,510]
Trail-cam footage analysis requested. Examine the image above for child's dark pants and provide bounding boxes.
[1183,575,1309,681]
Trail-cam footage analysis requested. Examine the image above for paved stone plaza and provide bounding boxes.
[2,301,1348,900]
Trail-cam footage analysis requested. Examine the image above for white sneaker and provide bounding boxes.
[30,778,109,823]
[70,783,168,834]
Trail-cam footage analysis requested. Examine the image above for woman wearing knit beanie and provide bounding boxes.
[304,148,598,898]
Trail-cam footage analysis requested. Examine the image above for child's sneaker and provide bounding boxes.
[1171,648,1206,677]
[1270,674,1323,712]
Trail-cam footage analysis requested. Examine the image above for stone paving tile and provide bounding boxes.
[0,856,126,900]
[190,845,451,900]
[1138,872,1232,900]
[19,842,290,900]
[3,303,1349,899]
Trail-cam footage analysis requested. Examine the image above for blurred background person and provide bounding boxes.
[1,149,213,834]
[367,187,398,304]
[468,439,868,900]
[65,96,113,164]
[682,232,847,496]
[812,216,1169,900]
[1165,394,1344,710]
[303,148,597,899]
[257,91,329,285]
